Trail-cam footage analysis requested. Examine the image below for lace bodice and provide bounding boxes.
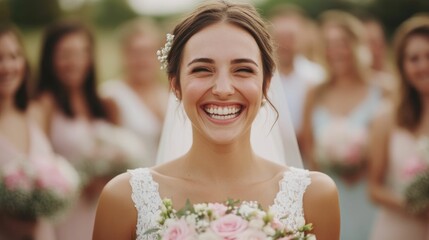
[129,167,311,240]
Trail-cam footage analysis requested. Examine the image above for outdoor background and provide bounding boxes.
[1,0,428,82]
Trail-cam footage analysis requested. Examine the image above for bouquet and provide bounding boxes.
[0,155,80,220]
[403,137,429,214]
[316,118,368,177]
[76,122,146,185]
[146,199,315,240]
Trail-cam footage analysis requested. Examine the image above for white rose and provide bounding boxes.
[248,219,264,229]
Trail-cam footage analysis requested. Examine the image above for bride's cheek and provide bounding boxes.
[182,80,212,99]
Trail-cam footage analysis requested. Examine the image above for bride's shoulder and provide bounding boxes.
[94,172,137,238]
[305,171,338,202]
[303,171,340,234]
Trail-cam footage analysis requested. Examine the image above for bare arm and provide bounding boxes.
[28,93,55,135]
[304,172,340,240]
[93,173,136,240]
[368,111,408,214]
[102,97,121,125]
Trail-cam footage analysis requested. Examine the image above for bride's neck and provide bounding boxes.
[184,136,258,183]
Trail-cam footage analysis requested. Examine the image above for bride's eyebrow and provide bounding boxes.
[187,58,214,66]
[231,58,259,67]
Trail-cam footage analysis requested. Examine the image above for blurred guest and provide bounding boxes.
[268,4,325,140]
[301,10,383,240]
[31,20,120,240]
[369,15,429,240]
[301,19,325,66]
[0,24,56,240]
[100,18,168,164]
[361,14,397,98]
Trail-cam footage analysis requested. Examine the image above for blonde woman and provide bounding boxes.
[301,10,383,240]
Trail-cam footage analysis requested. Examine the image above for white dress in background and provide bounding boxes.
[128,167,311,240]
[370,129,429,240]
[100,80,167,164]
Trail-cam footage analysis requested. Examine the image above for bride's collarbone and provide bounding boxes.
[152,171,284,210]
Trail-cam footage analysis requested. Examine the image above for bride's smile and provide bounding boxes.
[202,103,243,121]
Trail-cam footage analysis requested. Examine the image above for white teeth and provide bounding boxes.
[204,105,242,120]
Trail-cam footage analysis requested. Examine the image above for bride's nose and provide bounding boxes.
[211,72,234,98]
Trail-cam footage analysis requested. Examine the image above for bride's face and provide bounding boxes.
[177,22,264,145]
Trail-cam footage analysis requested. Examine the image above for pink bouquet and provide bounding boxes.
[316,118,368,177]
[76,122,146,185]
[403,137,429,214]
[146,199,315,240]
[0,155,80,220]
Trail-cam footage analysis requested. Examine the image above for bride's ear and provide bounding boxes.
[169,77,181,100]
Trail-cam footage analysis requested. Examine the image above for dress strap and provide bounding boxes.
[271,167,311,231]
[128,168,162,240]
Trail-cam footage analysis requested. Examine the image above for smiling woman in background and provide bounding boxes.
[369,14,429,240]
[31,20,120,240]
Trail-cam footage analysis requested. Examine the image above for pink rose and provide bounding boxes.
[3,167,32,191]
[32,156,75,196]
[208,203,228,217]
[210,214,248,239]
[236,229,267,240]
[270,218,285,231]
[162,219,196,240]
[403,156,428,180]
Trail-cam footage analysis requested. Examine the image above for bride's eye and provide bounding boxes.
[236,68,254,73]
[191,67,211,73]
[234,67,255,77]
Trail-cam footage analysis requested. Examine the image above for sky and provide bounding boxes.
[127,0,265,16]
[128,0,200,15]
[57,0,265,15]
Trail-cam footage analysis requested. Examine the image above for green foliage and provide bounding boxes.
[7,0,61,27]
[0,184,72,220]
[92,0,138,28]
[405,171,429,214]
[258,0,429,40]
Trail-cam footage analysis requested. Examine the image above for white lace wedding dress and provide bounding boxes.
[128,167,311,240]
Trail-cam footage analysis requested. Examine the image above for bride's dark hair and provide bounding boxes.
[166,0,276,101]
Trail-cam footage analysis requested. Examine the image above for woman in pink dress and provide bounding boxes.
[31,21,119,240]
[369,15,429,240]
[0,24,56,240]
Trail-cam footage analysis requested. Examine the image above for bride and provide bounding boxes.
[93,1,340,239]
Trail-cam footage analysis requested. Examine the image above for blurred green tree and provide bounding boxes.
[8,0,61,27]
[92,0,137,28]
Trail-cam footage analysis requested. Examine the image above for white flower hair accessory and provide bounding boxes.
[157,33,174,70]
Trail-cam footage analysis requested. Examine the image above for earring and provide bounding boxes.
[261,98,267,107]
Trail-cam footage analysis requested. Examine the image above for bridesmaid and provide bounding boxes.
[301,10,382,240]
[0,24,55,240]
[369,15,429,239]
[100,18,168,164]
[31,20,118,240]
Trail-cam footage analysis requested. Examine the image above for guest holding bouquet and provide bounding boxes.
[31,20,145,240]
[369,14,429,239]
[300,10,383,240]
[0,24,79,240]
[100,18,169,164]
